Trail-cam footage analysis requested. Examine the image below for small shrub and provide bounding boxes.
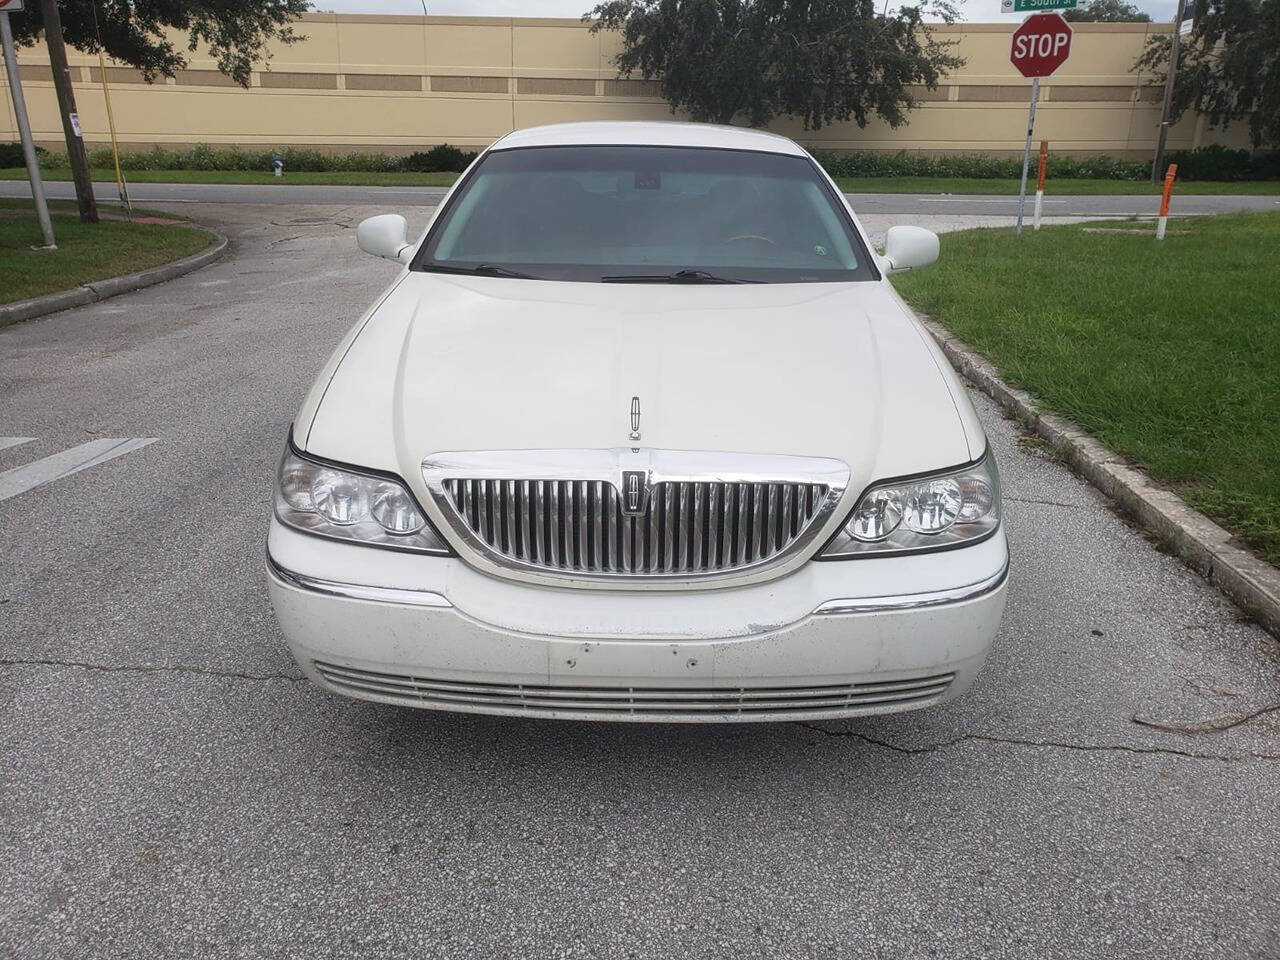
[329,151,406,173]
[0,142,26,167]
[1047,154,1149,181]
[0,142,53,168]
[404,143,477,172]
[1164,144,1280,181]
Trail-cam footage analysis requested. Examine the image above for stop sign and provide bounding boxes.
[1010,13,1072,78]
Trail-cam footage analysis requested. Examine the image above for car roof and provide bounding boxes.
[490,122,807,156]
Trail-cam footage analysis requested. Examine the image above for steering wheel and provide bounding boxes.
[724,234,777,247]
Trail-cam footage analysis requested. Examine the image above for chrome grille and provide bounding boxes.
[314,661,955,719]
[442,477,828,576]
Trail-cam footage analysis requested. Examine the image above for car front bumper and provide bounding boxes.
[267,519,1008,723]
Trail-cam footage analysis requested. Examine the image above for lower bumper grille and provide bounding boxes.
[313,660,954,719]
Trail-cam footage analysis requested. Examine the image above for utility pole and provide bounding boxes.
[39,0,97,222]
[1151,0,1189,185]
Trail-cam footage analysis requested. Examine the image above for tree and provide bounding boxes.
[1136,0,1280,148]
[584,0,964,130]
[1064,0,1151,21]
[11,0,309,88]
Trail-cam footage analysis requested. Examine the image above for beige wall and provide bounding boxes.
[0,13,1251,160]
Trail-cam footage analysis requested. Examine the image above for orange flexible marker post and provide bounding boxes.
[1157,163,1177,240]
[1033,139,1048,230]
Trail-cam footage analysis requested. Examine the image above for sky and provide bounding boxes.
[313,0,1178,23]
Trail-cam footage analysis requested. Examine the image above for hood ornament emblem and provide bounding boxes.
[629,396,642,442]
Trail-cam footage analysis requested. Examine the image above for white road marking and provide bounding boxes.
[0,437,36,452]
[919,197,1068,204]
[0,438,157,502]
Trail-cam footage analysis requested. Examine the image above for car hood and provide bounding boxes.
[302,272,981,507]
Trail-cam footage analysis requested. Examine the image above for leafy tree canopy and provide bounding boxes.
[1064,0,1151,21]
[11,0,308,87]
[585,0,964,130]
[1137,0,1280,148]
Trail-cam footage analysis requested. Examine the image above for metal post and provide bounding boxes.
[1015,77,1040,236]
[1151,0,1189,185]
[0,10,55,249]
[1156,163,1177,239]
[1033,138,1048,231]
[97,49,131,217]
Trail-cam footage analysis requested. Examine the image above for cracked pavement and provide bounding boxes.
[2,203,1278,959]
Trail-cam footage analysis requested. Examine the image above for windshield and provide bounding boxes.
[415,145,877,283]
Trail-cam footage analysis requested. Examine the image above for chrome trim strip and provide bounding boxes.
[813,561,1009,616]
[266,555,452,609]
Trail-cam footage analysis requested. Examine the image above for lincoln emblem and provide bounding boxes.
[629,396,641,441]
[620,470,648,517]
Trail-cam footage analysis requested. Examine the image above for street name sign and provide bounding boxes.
[1002,0,1077,12]
[1010,12,1074,78]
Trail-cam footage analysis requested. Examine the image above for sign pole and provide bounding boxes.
[1014,77,1039,236]
[0,7,55,249]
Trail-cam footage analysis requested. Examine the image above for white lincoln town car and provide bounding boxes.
[267,121,1008,722]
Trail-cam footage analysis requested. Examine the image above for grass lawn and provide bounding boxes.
[892,212,1280,567]
[0,212,212,305]
[4,167,1279,195]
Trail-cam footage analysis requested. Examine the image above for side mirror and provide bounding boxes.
[882,226,939,274]
[357,214,413,265]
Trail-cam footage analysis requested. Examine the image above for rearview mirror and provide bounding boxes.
[882,226,939,274]
[357,214,413,264]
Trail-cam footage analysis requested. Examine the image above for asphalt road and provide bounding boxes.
[2,202,1278,959]
[3,177,1280,216]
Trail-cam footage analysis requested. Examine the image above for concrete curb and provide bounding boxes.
[0,229,229,329]
[923,316,1280,638]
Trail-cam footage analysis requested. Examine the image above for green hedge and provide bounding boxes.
[814,146,1280,181]
[83,144,426,173]
[811,149,1155,180]
[1164,144,1280,181]
[6,140,1278,181]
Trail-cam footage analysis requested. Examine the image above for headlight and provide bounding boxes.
[821,453,1000,558]
[275,442,450,554]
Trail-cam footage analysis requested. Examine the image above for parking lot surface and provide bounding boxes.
[1,203,1277,959]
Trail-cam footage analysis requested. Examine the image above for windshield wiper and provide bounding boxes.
[425,263,543,280]
[601,269,760,284]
